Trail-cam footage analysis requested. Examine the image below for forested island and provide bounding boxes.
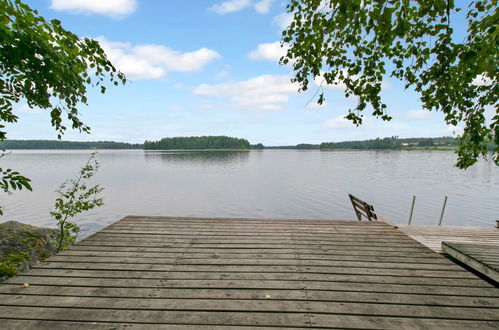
[0,140,142,149]
[143,136,250,150]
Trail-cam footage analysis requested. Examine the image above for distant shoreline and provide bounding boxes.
[0,148,459,152]
[2,136,482,151]
[145,149,250,152]
[320,147,456,151]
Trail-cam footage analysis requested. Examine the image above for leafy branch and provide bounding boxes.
[282,0,498,168]
[50,152,104,252]
[0,0,125,212]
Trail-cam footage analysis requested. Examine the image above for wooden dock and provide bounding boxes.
[397,225,499,253]
[443,242,499,283]
[0,216,498,329]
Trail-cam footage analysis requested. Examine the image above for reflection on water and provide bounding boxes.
[144,150,250,165]
[0,149,497,238]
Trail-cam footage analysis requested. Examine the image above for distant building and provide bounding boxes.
[401,142,419,147]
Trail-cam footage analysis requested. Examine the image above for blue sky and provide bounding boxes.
[10,0,465,145]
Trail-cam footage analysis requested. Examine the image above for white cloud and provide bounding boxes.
[255,0,275,13]
[96,37,220,80]
[484,105,495,122]
[314,73,347,91]
[19,104,42,114]
[314,71,389,92]
[472,74,494,86]
[211,0,276,14]
[50,0,137,18]
[193,74,298,111]
[273,12,293,30]
[324,116,357,129]
[210,0,251,14]
[404,110,432,120]
[308,101,328,110]
[248,41,288,62]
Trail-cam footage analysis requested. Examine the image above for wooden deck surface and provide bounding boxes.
[0,216,498,329]
[443,242,499,284]
[397,225,499,253]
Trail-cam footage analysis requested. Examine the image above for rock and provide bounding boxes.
[0,221,59,281]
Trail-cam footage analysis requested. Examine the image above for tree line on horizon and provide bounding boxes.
[0,140,142,149]
[320,136,462,150]
[143,136,251,150]
[3,136,495,151]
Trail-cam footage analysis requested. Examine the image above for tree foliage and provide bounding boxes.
[144,136,251,150]
[50,152,104,252]
[1,0,126,139]
[250,143,265,149]
[281,0,498,168]
[0,0,125,211]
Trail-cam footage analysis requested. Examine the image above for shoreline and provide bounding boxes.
[319,147,456,151]
[1,148,458,152]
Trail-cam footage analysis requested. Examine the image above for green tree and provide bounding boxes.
[282,0,497,168]
[0,0,125,213]
[50,152,104,252]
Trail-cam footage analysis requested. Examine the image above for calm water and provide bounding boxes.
[1,149,497,238]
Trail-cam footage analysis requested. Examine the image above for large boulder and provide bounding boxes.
[0,221,58,281]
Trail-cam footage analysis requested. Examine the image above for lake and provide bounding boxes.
[1,149,497,238]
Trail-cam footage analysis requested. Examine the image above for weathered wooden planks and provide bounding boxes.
[443,242,499,284]
[0,216,498,329]
[398,225,499,253]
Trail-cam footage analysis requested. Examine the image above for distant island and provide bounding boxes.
[143,136,250,150]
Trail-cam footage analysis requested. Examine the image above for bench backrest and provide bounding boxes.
[348,194,378,221]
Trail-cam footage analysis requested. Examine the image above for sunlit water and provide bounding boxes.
[1,149,497,238]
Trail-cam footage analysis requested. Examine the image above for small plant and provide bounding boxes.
[50,151,104,252]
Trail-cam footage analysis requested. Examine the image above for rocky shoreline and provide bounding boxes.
[0,221,58,282]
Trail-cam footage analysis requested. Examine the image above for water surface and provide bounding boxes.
[1,149,497,238]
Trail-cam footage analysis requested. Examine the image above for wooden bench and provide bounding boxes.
[348,194,378,221]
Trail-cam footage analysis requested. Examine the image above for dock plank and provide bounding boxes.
[1,216,498,328]
[1,295,499,320]
[398,225,499,253]
[443,242,499,284]
[1,285,498,307]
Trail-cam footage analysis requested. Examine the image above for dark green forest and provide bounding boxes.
[320,136,461,150]
[3,136,494,151]
[143,136,250,150]
[0,140,142,149]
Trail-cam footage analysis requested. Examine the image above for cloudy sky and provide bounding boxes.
[9,0,464,145]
